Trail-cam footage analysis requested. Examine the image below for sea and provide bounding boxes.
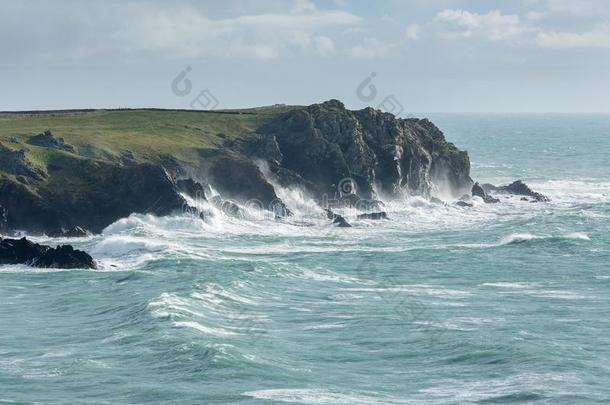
[1,114,609,404]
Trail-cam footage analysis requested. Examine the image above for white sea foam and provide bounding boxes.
[173,321,236,337]
[242,388,401,405]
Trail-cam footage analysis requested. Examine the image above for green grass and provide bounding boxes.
[0,107,295,177]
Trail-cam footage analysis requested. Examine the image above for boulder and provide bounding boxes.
[0,237,96,269]
[324,209,352,228]
[472,182,500,204]
[499,180,549,202]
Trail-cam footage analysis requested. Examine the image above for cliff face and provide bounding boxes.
[0,100,473,235]
[258,100,472,200]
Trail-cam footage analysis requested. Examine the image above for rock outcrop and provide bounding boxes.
[481,180,549,202]
[472,182,500,203]
[0,161,186,234]
[0,143,46,181]
[0,237,96,268]
[258,100,473,201]
[0,100,475,235]
[27,130,76,153]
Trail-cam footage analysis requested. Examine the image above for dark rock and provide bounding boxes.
[430,197,445,205]
[323,209,352,227]
[0,237,96,269]
[481,183,499,194]
[455,201,473,208]
[471,182,486,199]
[27,130,75,153]
[471,182,500,204]
[498,180,549,202]
[520,197,529,201]
[0,204,7,234]
[357,212,388,220]
[48,226,89,238]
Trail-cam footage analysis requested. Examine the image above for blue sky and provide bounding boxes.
[1,0,609,112]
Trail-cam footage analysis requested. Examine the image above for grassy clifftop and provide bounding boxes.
[0,106,294,177]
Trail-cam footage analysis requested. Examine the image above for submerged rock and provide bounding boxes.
[357,212,388,220]
[0,237,96,269]
[455,201,473,208]
[48,226,89,238]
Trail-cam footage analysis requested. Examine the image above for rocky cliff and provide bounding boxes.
[0,100,474,235]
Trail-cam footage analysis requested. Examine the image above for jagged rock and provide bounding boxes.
[357,212,388,220]
[0,237,96,269]
[499,180,549,202]
[0,143,46,180]
[324,209,352,227]
[455,201,473,208]
[259,100,473,201]
[48,226,89,238]
[27,130,75,153]
[472,182,500,204]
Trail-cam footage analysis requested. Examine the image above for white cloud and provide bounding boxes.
[349,37,397,58]
[111,5,359,60]
[536,26,610,48]
[405,24,420,40]
[434,9,525,41]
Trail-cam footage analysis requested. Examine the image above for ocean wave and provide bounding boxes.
[498,232,590,246]
[242,388,402,405]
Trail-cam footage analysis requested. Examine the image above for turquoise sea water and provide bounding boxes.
[1,114,609,404]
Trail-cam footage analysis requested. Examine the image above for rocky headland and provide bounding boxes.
[0,100,548,245]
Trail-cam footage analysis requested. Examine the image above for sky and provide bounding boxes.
[1,0,609,113]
